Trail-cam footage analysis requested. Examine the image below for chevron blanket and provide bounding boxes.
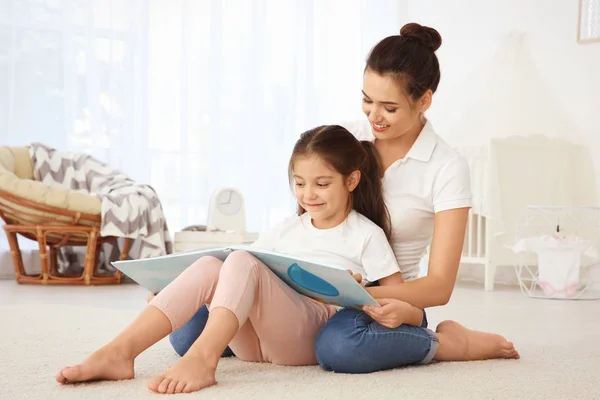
[29,143,172,273]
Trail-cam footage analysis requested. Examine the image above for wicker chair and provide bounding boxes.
[0,146,131,285]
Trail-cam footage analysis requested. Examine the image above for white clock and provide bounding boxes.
[206,187,247,233]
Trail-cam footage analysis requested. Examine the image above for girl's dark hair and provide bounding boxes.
[288,125,391,239]
[366,22,442,101]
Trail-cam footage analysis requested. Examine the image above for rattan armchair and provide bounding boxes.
[0,146,131,285]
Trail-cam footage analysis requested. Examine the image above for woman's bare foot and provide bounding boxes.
[56,344,134,384]
[434,320,520,362]
[147,353,217,394]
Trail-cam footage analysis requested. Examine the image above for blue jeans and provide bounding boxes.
[169,305,234,357]
[169,306,438,373]
[314,308,439,373]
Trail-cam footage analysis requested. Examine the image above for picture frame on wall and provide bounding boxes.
[578,0,600,43]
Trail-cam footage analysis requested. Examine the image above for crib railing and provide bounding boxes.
[456,145,496,290]
[462,211,487,264]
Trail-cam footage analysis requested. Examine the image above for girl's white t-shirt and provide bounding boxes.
[341,119,473,281]
[251,210,401,283]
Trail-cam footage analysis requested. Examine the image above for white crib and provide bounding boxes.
[454,136,598,291]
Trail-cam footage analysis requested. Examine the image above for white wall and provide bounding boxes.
[403,1,600,287]
[405,0,600,175]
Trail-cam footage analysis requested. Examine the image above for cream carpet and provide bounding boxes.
[2,286,599,400]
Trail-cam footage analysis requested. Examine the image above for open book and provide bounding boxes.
[111,245,379,308]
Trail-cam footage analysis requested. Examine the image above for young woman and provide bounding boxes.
[314,22,519,373]
[56,125,426,394]
[166,23,520,374]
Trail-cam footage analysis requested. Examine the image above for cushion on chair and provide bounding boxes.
[0,146,17,177]
[0,146,101,219]
[0,146,34,180]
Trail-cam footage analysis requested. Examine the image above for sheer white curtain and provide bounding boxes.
[0,0,404,254]
[0,0,149,269]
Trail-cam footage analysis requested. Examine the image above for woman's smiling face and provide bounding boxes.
[361,68,430,142]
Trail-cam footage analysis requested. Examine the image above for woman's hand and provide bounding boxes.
[362,298,419,329]
[146,292,156,304]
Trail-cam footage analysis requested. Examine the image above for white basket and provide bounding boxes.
[512,205,600,300]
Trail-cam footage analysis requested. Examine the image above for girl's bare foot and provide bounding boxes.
[147,353,217,394]
[56,345,134,384]
[434,320,520,361]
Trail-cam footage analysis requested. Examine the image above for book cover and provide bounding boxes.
[111,245,379,308]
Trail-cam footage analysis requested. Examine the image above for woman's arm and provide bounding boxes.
[375,273,422,326]
[349,272,424,327]
[362,298,424,328]
[366,207,469,309]
[377,272,404,285]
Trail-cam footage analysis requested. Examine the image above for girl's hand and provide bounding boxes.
[347,270,364,286]
[146,292,156,304]
[362,298,416,329]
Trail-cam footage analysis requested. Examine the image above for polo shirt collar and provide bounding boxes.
[405,120,437,162]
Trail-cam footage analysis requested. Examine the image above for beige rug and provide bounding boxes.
[2,293,598,400]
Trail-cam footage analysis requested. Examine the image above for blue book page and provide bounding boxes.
[112,247,229,294]
[232,245,379,308]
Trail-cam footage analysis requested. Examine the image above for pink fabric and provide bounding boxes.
[150,250,336,365]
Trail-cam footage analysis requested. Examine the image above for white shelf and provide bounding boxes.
[173,231,259,252]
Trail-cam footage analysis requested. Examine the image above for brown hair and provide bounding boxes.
[288,125,391,239]
[366,22,442,101]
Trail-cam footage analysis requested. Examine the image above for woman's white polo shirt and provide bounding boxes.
[341,120,472,280]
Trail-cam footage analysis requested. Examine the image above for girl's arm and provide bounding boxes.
[367,208,469,309]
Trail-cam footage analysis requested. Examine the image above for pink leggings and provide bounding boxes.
[150,250,336,365]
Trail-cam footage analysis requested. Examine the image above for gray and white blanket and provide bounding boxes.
[30,142,172,273]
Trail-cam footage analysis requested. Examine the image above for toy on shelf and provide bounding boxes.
[174,187,259,252]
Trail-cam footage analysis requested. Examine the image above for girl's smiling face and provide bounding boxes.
[292,155,359,230]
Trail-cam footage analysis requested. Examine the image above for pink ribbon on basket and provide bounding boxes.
[538,281,578,298]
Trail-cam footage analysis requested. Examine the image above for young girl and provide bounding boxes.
[164,23,519,371]
[56,125,425,394]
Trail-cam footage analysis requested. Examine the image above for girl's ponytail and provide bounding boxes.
[353,141,392,240]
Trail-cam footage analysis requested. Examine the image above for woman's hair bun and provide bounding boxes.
[399,23,442,52]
